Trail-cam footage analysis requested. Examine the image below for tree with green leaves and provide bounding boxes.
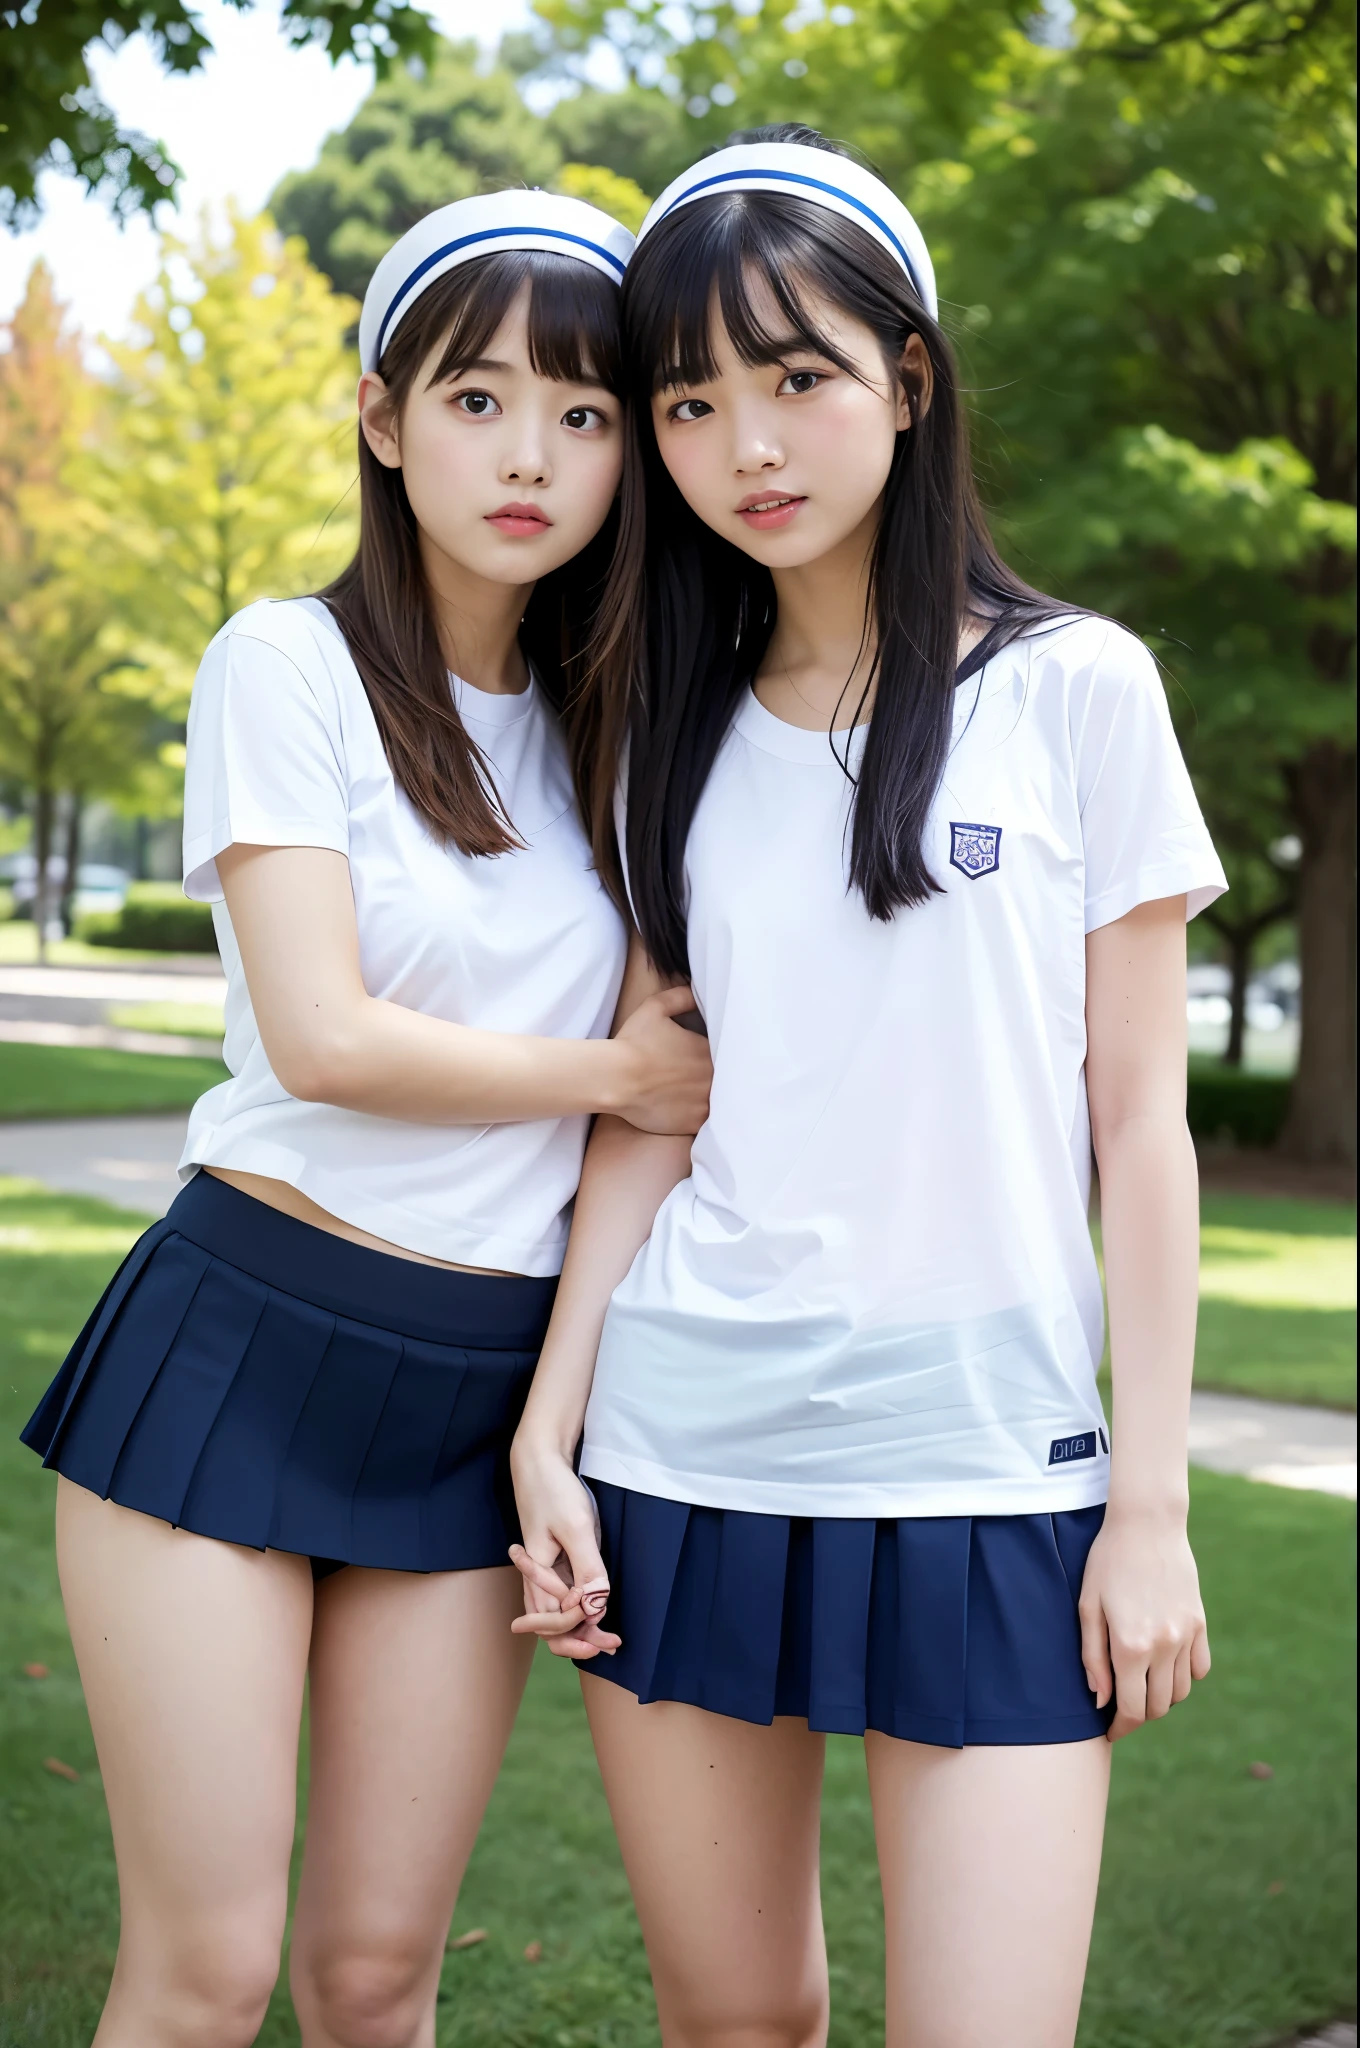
[271,37,688,301]
[0,0,436,229]
[0,264,160,954]
[69,208,359,704]
[526,0,1357,1162]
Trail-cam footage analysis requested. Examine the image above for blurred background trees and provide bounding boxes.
[0,216,357,955]
[1,0,1354,1158]
[270,39,673,296]
[0,0,438,229]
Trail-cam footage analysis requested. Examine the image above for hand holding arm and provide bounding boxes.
[1079,893,1211,1741]
[217,843,711,1133]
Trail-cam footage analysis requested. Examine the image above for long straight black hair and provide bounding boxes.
[321,251,622,857]
[588,126,1074,978]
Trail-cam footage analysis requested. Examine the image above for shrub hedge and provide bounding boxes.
[1186,1061,1292,1149]
[78,883,217,955]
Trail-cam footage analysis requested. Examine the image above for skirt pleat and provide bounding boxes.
[590,1480,1112,1749]
[177,1293,338,1552]
[268,1321,405,1563]
[21,1173,553,1575]
[23,1216,179,1466]
[108,1258,269,1527]
[49,1234,213,1504]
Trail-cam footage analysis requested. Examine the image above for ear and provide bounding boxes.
[897,332,934,430]
[358,371,402,471]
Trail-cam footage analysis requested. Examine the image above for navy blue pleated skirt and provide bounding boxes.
[21,1172,556,1575]
[587,1480,1112,1748]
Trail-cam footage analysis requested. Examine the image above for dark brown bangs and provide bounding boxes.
[420,250,622,395]
[630,193,896,395]
[317,244,624,861]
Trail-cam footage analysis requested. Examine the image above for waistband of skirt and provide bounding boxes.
[163,1172,557,1349]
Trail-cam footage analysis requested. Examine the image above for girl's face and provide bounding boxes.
[650,274,923,572]
[360,283,623,585]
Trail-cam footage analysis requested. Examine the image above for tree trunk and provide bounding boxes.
[59,792,83,937]
[1223,926,1251,1068]
[32,784,55,966]
[1280,740,1357,1165]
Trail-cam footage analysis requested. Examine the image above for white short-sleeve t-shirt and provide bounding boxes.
[180,596,627,1274]
[581,616,1226,1517]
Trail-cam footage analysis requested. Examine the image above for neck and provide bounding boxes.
[419,529,531,695]
[759,504,880,730]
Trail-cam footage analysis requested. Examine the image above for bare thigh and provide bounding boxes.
[289,1563,535,2048]
[866,1733,1111,2048]
[56,1477,313,2048]
[583,1675,829,2048]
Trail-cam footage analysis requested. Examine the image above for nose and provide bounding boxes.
[731,400,784,478]
[502,420,552,489]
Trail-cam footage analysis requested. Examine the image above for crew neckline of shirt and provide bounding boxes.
[732,686,871,764]
[733,627,1044,765]
[451,670,536,728]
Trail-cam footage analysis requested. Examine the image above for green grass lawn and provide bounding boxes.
[0,924,179,969]
[1191,1189,1355,1411]
[1,1178,1355,2046]
[105,1001,225,1039]
[0,1043,228,1121]
[1091,1189,1357,1413]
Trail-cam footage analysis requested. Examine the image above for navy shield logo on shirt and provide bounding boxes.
[949,821,1002,880]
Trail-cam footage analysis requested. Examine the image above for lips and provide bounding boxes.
[485,502,553,536]
[735,492,806,531]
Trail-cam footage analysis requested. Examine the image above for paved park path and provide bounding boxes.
[1,1113,1354,1501]
[0,959,225,1057]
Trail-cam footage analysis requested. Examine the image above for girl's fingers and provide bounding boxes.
[1144,1639,1177,1722]
[560,1526,610,1602]
[574,1575,611,1621]
[508,1542,569,1597]
[1190,1622,1212,1682]
[1079,1600,1113,1710]
[1171,1639,1194,1706]
[1107,1638,1149,1742]
[511,1604,586,1638]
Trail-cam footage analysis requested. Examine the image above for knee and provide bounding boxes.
[118,1921,281,2048]
[296,1942,433,2048]
[667,1993,829,2048]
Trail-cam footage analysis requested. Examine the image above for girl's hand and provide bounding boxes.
[509,1445,621,1660]
[610,985,712,1136]
[1078,1507,1211,1741]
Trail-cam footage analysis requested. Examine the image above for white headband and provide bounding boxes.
[635,143,938,320]
[358,189,636,373]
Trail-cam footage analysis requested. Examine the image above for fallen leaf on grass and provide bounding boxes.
[23,1663,49,1680]
[523,1941,542,1963]
[447,1929,487,1951]
[43,1757,79,1782]
[1248,1761,1275,1780]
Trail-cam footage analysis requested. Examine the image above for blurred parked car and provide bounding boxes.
[0,855,130,921]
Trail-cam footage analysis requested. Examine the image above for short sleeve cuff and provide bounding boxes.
[1084,860,1227,935]
[183,815,351,903]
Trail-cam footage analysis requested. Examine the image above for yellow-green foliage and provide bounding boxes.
[70,208,360,717]
[553,162,652,233]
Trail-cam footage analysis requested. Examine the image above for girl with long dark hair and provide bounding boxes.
[22,191,710,2048]
[511,133,1225,2044]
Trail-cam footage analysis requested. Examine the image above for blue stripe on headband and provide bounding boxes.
[659,166,928,310]
[376,224,627,363]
